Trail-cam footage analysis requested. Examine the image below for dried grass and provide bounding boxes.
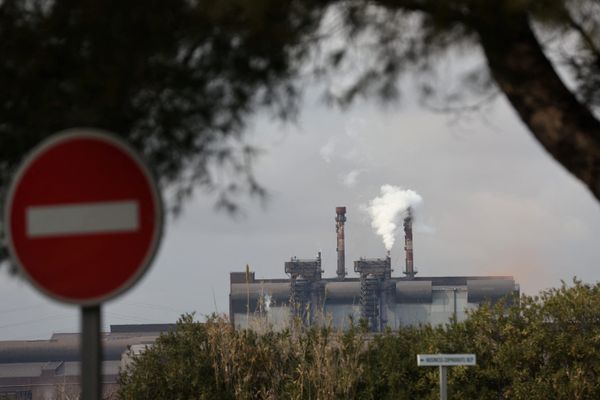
[204,315,365,400]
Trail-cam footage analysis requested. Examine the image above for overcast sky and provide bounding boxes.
[0,84,599,340]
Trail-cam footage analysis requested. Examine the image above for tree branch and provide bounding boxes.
[564,8,600,59]
[476,13,600,202]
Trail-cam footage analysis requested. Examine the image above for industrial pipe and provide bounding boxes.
[335,207,347,280]
[403,208,416,279]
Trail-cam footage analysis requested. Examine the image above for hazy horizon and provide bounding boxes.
[0,87,598,341]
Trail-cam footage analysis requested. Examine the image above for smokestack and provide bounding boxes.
[335,206,347,280]
[386,250,391,279]
[403,207,416,279]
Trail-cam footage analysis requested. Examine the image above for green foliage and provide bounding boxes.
[118,314,233,400]
[1,0,597,210]
[0,0,597,213]
[440,281,600,400]
[120,281,600,400]
[119,315,367,400]
[0,0,327,269]
[356,327,435,400]
[0,0,326,212]
[1,0,598,267]
[312,0,600,113]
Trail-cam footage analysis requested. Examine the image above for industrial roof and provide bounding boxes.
[0,324,171,364]
[0,361,121,379]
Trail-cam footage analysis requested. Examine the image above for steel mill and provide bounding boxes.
[229,207,518,332]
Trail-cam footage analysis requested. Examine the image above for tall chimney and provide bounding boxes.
[335,207,347,280]
[403,207,416,279]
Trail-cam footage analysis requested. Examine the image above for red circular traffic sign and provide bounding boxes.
[4,129,163,305]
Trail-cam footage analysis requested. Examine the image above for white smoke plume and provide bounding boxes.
[341,169,361,188]
[319,138,336,163]
[367,185,423,250]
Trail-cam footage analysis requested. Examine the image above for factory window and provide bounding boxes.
[0,391,32,400]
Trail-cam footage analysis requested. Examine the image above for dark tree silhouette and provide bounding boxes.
[1,0,598,265]
[311,0,600,202]
[1,0,598,204]
[0,0,325,211]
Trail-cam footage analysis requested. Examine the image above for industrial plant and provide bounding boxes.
[229,206,518,331]
[0,324,173,400]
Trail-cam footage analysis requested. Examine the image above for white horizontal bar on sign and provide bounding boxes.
[417,354,476,366]
[26,200,140,237]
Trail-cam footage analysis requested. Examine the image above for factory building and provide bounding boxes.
[229,207,518,331]
[0,324,173,400]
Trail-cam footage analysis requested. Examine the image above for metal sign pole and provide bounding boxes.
[439,365,447,400]
[417,354,476,400]
[81,305,101,400]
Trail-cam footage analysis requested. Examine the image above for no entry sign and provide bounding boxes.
[4,129,163,305]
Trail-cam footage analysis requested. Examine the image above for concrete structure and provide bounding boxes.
[0,324,173,400]
[229,207,519,331]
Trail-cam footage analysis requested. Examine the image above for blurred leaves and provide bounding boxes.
[0,0,327,213]
[1,0,599,271]
[1,0,598,207]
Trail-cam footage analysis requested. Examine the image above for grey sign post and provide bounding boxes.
[82,305,102,400]
[417,354,476,400]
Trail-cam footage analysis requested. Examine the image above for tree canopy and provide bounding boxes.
[0,1,598,264]
[0,0,325,266]
[1,0,598,204]
[0,0,325,211]
[312,0,600,202]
